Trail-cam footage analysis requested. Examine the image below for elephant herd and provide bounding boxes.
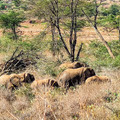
[0,61,110,91]
[0,73,35,90]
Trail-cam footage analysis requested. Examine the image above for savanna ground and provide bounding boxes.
[0,21,120,120]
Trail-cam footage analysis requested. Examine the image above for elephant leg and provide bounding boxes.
[65,81,69,93]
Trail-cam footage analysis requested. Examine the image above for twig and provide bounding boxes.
[76,43,83,61]
[37,89,57,120]
[6,109,20,120]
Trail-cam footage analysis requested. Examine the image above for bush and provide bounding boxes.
[87,40,120,68]
[0,36,39,53]
[0,2,7,10]
[44,61,61,77]
[15,84,35,102]
[0,10,25,40]
[0,36,15,52]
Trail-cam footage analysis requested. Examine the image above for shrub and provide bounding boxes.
[14,84,35,102]
[0,36,15,52]
[0,10,25,40]
[44,61,61,77]
[0,2,7,10]
[0,36,39,53]
[87,40,120,68]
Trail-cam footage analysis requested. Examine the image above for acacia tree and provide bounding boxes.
[28,0,86,62]
[101,5,120,41]
[0,11,25,40]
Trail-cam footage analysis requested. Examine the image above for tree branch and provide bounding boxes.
[81,9,115,59]
[76,43,83,61]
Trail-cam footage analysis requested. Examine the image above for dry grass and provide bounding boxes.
[0,68,119,120]
[0,21,118,43]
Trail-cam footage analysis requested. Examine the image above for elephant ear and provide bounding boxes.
[5,81,13,90]
[8,76,22,90]
[74,62,82,68]
[50,80,59,87]
[19,73,25,82]
[24,73,35,83]
[89,68,96,76]
[83,68,95,81]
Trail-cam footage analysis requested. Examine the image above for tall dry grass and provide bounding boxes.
[0,69,119,120]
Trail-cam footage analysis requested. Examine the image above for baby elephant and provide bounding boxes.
[31,79,59,89]
[85,76,110,84]
[57,67,95,90]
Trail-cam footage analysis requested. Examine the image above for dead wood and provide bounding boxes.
[0,48,38,75]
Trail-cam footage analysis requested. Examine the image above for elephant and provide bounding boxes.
[59,61,88,70]
[31,79,59,89]
[0,73,35,90]
[21,73,35,83]
[85,75,110,84]
[57,67,95,90]
[0,73,17,86]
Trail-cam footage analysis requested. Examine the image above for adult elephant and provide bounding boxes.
[59,61,88,70]
[57,67,95,91]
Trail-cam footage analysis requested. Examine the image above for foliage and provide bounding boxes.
[15,84,35,102]
[0,36,15,52]
[0,1,7,10]
[13,0,21,7]
[109,4,120,16]
[88,40,120,67]
[64,19,86,31]
[44,61,61,77]
[0,11,25,40]
[0,35,40,53]
[49,38,64,56]
[82,1,97,17]
[27,0,89,62]
[100,4,120,40]
[33,31,50,52]
[101,5,120,16]
[100,14,120,29]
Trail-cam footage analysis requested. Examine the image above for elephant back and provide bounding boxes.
[86,76,110,84]
[59,61,88,70]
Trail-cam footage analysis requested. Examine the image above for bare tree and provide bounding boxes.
[28,0,85,62]
[49,0,83,62]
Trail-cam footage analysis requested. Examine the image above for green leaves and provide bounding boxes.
[109,4,120,16]
[13,0,21,7]
[0,11,25,29]
[0,1,7,10]
[99,4,120,40]
[0,11,25,40]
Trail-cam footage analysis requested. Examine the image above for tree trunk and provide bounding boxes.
[55,0,71,58]
[50,0,81,62]
[70,0,74,62]
[94,4,98,29]
[76,43,83,61]
[50,18,56,56]
[118,28,120,41]
[56,24,71,57]
[118,17,120,41]
[12,26,17,40]
[81,9,115,59]
[73,5,77,62]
